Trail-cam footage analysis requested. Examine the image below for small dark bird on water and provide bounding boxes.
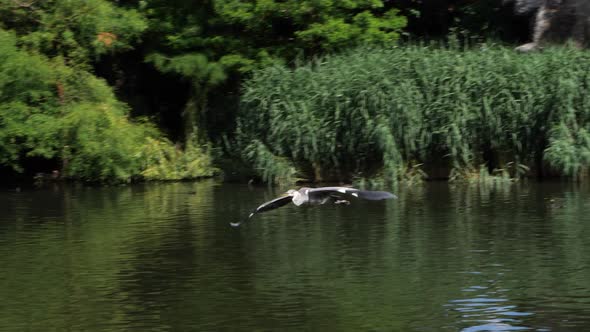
[230,186,397,227]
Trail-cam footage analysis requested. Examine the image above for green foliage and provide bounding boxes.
[140,135,219,181]
[0,29,215,182]
[58,100,159,182]
[141,0,407,141]
[296,9,406,51]
[242,139,299,184]
[144,0,406,70]
[236,44,590,183]
[145,51,228,141]
[146,53,227,85]
[545,125,590,178]
[0,30,58,170]
[1,0,147,67]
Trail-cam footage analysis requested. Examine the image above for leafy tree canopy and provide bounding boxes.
[0,0,147,67]
[0,1,215,182]
[141,0,407,142]
[144,0,406,74]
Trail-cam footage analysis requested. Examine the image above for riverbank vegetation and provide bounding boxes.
[236,45,590,184]
[0,0,219,182]
[0,0,406,183]
[2,0,589,184]
[0,6,216,182]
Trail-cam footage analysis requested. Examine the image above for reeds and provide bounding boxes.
[236,44,590,184]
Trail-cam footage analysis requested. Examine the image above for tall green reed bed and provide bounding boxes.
[235,45,590,184]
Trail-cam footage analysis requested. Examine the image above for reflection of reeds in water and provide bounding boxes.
[4,182,590,330]
[236,45,590,185]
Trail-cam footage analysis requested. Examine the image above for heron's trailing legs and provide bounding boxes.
[334,199,350,205]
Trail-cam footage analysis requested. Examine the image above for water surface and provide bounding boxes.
[1,181,590,331]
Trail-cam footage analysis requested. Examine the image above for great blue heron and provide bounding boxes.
[230,187,397,227]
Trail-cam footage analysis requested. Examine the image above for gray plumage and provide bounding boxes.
[230,187,397,227]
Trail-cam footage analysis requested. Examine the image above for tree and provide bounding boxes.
[0,0,147,67]
[0,1,215,181]
[141,0,407,142]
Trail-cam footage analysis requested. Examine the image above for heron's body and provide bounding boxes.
[289,187,333,206]
[231,186,396,227]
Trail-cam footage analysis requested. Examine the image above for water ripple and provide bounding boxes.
[3,182,590,331]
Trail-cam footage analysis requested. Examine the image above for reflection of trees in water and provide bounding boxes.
[3,182,590,330]
[111,181,222,330]
[0,185,134,330]
[1,181,220,330]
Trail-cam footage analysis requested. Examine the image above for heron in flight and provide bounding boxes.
[230,187,397,227]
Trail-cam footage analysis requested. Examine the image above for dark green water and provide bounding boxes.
[2,181,590,331]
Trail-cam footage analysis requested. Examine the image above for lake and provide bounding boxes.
[1,181,590,331]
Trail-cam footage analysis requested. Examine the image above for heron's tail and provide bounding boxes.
[356,190,397,200]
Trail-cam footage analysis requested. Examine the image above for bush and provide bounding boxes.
[0,29,215,182]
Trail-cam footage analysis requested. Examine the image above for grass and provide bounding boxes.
[235,43,590,185]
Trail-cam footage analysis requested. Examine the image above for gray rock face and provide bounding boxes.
[508,0,590,51]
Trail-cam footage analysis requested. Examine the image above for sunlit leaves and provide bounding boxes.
[0,29,215,182]
[6,0,147,66]
[297,9,406,50]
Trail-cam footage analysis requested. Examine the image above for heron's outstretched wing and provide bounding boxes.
[230,194,293,227]
[249,195,294,216]
[307,187,397,200]
[353,190,397,200]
